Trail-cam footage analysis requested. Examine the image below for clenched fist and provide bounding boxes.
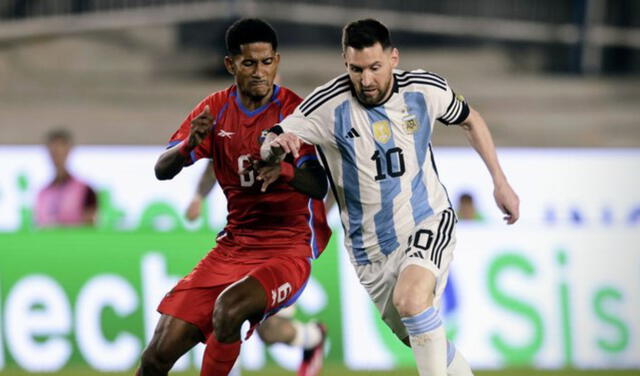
[188,105,214,148]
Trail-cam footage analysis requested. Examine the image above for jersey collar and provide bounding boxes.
[233,84,281,117]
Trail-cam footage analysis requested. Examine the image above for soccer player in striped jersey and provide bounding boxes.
[261,19,520,376]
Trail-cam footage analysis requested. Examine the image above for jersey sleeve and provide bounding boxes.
[167,94,219,166]
[436,76,469,125]
[421,71,470,126]
[277,89,320,168]
[278,107,330,147]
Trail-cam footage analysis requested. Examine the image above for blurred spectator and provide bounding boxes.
[456,192,483,222]
[35,129,97,227]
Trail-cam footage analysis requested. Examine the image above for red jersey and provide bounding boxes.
[168,85,330,258]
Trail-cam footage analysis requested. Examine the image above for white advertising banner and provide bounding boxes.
[0,146,638,371]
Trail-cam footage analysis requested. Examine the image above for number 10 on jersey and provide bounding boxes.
[371,147,406,181]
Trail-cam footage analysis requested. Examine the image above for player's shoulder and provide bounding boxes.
[394,68,449,92]
[277,85,303,107]
[298,73,352,116]
[313,73,351,92]
[200,86,235,110]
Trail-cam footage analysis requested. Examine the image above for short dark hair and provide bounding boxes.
[459,193,474,203]
[225,18,278,55]
[46,128,72,144]
[342,19,392,51]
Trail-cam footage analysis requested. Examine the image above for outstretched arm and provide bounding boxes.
[155,105,214,180]
[460,107,520,224]
[185,161,217,221]
[260,130,301,163]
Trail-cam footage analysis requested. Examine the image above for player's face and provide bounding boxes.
[47,139,71,172]
[344,43,399,106]
[225,42,280,102]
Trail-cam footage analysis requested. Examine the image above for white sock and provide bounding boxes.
[446,341,473,376]
[401,307,448,376]
[289,321,323,350]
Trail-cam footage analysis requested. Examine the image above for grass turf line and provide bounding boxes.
[1,367,639,376]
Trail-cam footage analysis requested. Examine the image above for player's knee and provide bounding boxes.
[213,292,249,342]
[393,294,430,317]
[256,320,279,345]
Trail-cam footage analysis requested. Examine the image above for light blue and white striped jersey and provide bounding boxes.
[279,69,470,265]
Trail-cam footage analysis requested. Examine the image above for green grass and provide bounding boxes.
[1,367,638,376]
[250,367,636,376]
[243,367,640,376]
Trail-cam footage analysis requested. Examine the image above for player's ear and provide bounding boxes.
[390,48,399,68]
[224,56,235,76]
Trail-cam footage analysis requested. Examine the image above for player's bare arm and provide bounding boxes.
[255,159,328,199]
[186,161,217,221]
[155,105,214,180]
[460,106,520,224]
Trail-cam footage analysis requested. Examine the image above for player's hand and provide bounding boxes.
[260,132,286,163]
[494,180,520,225]
[188,105,214,148]
[270,133,302,159]
[256,162,282,192]
[185,195,203,221]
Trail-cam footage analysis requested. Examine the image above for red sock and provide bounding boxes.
[201,333,241,376]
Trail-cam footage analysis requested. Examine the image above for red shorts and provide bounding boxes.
[157,235,312,342]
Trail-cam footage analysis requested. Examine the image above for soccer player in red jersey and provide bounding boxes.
[184,163,330,376]
[137,18,331,376]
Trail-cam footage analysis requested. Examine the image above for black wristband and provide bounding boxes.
[268,125,284,135]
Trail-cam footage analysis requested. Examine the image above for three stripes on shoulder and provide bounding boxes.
[298,71,448,116]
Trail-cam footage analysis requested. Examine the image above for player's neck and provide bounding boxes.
[237,88,273,112]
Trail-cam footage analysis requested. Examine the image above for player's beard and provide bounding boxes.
[356,78,392,106]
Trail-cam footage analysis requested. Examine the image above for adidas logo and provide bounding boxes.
[345,128,360,138]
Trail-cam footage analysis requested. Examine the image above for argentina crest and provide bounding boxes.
[403,112,419,134]
[372,120,391,143]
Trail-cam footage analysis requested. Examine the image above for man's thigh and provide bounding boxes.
[158,285,226,342]
[249,254,311,316]
[397,208,457,309]
[144,314,203,361]
[354,208,458,341]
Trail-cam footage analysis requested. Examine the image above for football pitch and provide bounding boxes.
[1,367,638,376]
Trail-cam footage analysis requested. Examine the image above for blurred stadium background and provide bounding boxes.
[1,0,639,375]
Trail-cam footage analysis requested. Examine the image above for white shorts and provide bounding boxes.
[355,208,457,340]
